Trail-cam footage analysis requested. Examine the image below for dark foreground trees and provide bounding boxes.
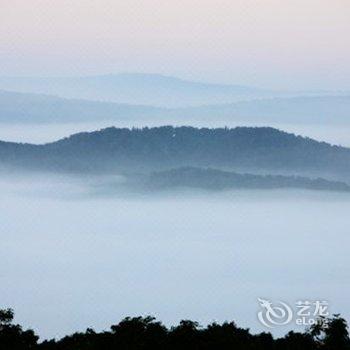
[1,309,350,350]
[0,308,38,349]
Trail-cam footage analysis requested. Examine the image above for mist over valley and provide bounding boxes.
[1,75,349,343]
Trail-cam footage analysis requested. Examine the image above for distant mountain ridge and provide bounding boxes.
[1,126,350,181]
[0,73,345,108]
[181,95,350,124]
[0,89,164,123]
[0,73,266,107]
[1,89,349,125]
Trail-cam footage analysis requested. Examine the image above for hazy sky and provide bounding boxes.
[1,0,349,89]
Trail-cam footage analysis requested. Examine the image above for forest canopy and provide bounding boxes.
[1,309,350,350]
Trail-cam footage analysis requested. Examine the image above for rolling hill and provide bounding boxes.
[1,126,350,181]
[145,167,350,192]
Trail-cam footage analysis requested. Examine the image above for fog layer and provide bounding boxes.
[0,176,349,339]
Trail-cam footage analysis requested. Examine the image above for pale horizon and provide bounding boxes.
[1,0,350,90]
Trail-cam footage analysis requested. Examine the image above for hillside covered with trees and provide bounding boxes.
[1,127,350,181]
[145,167,350,192]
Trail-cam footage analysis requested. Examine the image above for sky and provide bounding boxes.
[0,0,349,90]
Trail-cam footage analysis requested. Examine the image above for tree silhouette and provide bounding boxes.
[1,308,349,350]
[0,308,38,349]
[310,314,350,350]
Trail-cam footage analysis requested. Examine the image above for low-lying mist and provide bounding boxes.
[1,174,349,339]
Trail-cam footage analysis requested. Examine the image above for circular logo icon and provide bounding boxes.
[257,298,293,328]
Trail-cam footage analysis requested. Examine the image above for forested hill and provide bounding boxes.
[146,167,350,192]
[1,126,350,179]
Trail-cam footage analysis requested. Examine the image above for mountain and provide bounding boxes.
[182,95,350,124]
[0,73,267,107]
[1,90,350,125]
[0,90,165,123]
[145,167,350,192]
[183,95,350,124]
[1,126,350,180]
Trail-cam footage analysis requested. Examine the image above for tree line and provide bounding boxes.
[1,308,350,350]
